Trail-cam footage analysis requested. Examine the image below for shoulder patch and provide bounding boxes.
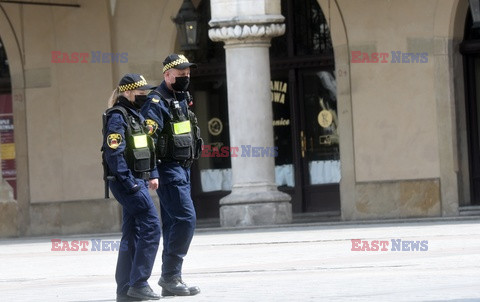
[107,133,122,149]
[152,98,160,103]
[145,119,158,135]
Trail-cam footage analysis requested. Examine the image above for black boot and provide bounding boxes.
[162,285,200,296]
[116,293,141,302]
[158,276,200,296]
[127,285,160,300]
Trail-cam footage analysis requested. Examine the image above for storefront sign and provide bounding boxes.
[273,118,290,126]
[271,80,287,104]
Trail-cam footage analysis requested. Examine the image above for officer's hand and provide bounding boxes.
[149,178,159,190]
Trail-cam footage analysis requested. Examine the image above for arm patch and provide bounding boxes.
[145,119,158,135]
[107,133,122,149]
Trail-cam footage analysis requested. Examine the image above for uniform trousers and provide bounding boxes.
[110,179,161,295]
[157,162,196,278]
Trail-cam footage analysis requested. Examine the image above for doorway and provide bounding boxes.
[0,36,16,199]
[270,0,339,214]
[463,55,480,205]
[271,67,339,214]
[189,0,339,218]
[460,10,480,205]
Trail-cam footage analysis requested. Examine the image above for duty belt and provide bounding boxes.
[133,171,151,180]
[162,158,193,168]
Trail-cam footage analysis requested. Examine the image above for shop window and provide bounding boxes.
[271,0,333,58]
[0,37,16,199]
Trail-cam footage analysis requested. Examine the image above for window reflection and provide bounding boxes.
[272,77,294,187]
[302,70,340,185]
[192,79,232,192]
[271,0,333,58]
[195,76,297,191]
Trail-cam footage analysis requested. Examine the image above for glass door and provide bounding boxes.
[297,68,340,212]
[271,67,340,213]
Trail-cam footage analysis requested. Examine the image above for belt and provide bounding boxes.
[161,158,192,168]
[133,171,150,180]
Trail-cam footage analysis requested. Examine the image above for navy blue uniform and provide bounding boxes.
[141,82,196,279]
[103,97,161,295]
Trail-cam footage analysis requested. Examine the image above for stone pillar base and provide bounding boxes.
[0,200,18,237]
[220,190,292,227]
[0,180,18,237]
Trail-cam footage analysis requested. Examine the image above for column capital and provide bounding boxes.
[208,22,285,45]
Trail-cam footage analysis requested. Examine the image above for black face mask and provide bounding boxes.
[133,94,148,109]
[171,76,190,91]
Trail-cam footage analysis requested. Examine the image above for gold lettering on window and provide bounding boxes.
[271,80,287,104]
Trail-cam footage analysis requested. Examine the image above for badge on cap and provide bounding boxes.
[107,133,122,149]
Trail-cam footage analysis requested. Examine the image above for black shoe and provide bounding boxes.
[127,285,160,300]
[158,276,194,296]
[162,285,200,296]
[116,293,142,302]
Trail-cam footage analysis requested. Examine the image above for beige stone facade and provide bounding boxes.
[325,0,468,220]
[0,0,476,237]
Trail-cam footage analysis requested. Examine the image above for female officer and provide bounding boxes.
[103,73,161,302]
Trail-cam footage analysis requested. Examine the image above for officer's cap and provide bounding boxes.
[162,54,197,73]
[118,73,155,92]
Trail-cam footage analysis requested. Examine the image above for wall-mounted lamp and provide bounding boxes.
[469,0,480,29]
[172,0,200,51]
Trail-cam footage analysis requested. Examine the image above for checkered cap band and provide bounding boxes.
[163,55,190,73]
[118,78,148,92]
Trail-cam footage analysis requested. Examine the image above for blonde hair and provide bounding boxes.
[107,87,119,108]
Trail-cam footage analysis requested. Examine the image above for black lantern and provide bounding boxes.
[470,0,480,29]
[172,0,200,51]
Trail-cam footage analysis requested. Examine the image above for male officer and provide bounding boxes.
[103,74,161,301]
[141,54,202,297]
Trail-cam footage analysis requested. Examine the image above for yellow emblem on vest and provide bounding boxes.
[107,133,122,149]
[145,119,158,135]
[173,120,191,134]
[152,98,160,103]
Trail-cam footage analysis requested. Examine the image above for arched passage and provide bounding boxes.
[0,3,29,235]
[0,36,16,198]
[458,0,480,209]
[192,0,344,219]
[316,0,353,220]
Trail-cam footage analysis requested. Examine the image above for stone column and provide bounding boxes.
[209,0,292,227]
